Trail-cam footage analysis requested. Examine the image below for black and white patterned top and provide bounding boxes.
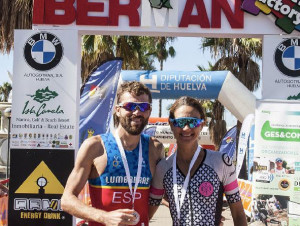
[150,149,241,226]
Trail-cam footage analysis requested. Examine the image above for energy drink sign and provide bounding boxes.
[8,149,74,225]
[11,30,80,149]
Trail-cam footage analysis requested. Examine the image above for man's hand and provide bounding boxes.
[103,209,138,226]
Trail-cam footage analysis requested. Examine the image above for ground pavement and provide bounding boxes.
[150,204,235,226]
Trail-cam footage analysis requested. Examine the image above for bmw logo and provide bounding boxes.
[24,32,63,71]
[274,38,300,77]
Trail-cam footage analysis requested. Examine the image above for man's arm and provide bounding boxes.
[229,201,247,226]
[61,136,135,225]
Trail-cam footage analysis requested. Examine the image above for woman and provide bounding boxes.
[149,96,247,226]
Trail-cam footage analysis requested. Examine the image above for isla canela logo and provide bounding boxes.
[24,32,63,71]
[28,86,58,103]
[22,87,64,117]
[274,38,300,77]
[149,0,172,9]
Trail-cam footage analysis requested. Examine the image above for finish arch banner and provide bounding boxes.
[121,70,256,122]
[121,70,227,99]
[32,0,299,36]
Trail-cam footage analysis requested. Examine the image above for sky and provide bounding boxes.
[0,37,262,127]
[0,52,13,84]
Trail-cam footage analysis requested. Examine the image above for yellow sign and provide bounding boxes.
[15,161,64,194]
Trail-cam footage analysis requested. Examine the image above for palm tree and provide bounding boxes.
[147,37,176,117]
[200,38,262,148]
[201,38,261,91]
[0,0,33,53]
[0,82,12,102]
[81,35,158,83]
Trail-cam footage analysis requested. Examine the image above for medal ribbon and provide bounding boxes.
[115,133,142,209]
[172,145,201,221]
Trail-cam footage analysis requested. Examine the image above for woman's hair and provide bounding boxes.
[169,96,206,121]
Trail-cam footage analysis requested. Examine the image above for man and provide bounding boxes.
[61,81,165,226]
[0,183,8,197]
[270,158,288,174]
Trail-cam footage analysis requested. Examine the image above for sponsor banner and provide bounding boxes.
[253,100,300,225]
[241,0,300,34]
[236,114,254,176]
[121,70,227,99]
[8,149,74,226]
[148,117,169,126]
[32,0,296,36]
[262,35,300,100]
[79,59,122,147]
[238,179,252,217]
[0,196,8,226]
[11,30,80,149]
[143,125,212,145]
[219,126,237,158]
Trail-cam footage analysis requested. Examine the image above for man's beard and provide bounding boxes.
[119,115,148,135]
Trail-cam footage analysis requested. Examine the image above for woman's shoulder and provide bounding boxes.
[204,149,233,167]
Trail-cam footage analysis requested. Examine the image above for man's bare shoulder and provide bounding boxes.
[77,135,104,160]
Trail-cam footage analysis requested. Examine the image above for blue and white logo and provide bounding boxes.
[274,38,300,77]
[282,46,300,71]
[24,32,63,71]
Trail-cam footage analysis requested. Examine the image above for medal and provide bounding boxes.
[115,131,142,225]
[131,210,140,225]
[173,145,201,221]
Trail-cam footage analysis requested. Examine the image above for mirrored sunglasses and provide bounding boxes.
[117,102,151,112]
[170,117,204,129]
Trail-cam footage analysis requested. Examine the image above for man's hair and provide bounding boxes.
[114,81,152,127]
[169,96,206,121]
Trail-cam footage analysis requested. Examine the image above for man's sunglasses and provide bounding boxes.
[170,117,204,129]
[117,102,151,112]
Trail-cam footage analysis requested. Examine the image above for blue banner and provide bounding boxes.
[121,70,228,99]
[219,126,237,158]
[247,125,255,181]
[79,59,122,147]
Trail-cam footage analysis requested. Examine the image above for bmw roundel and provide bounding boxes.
[274,38,300,77]
[24,32,63,71]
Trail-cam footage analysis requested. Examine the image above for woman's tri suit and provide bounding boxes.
[88,133,152,226]
[149,149,241,226]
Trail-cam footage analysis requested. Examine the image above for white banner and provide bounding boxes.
[236,114,254,176]
[11,30,80,149]
[143,125,212,145]
[262,35,300,100]
[253,100,300,225]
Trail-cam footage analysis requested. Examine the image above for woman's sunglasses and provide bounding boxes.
[117,102,151,112]
[170,117,204,129]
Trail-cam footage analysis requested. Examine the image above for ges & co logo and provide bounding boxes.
[24,32,63,71]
